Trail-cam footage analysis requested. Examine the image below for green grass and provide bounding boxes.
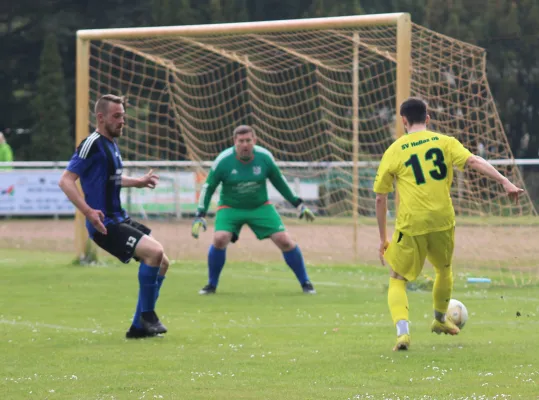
[1,250,539,399]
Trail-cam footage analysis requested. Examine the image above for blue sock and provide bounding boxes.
[138,262,159,312]
[155,275,165,303]
[283,246,309,285]
[133,274,164,329]
[132,293,143,329]
[208,245,226,287]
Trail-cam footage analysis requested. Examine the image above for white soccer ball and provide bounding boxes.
[447,299,468,329]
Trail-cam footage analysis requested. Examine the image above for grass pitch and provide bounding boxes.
[1,249,538,399]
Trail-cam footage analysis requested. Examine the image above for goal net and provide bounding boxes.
[77,14,538,275]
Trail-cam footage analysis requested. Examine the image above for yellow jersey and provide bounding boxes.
[373,130,473,236]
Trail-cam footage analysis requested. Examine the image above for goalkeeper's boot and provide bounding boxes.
[140,311,167,335]
[431,318,460,335]
[199,284,217,295]
[302,281,316,294]
[393,334,411,351]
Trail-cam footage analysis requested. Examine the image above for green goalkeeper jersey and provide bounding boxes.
[197,145,302,213]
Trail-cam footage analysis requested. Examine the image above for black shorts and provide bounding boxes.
[92,218,151,263]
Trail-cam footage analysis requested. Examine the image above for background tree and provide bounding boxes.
[0,0,538,161]
[31,31,72,161]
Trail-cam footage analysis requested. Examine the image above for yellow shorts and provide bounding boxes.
[384,227,455,281]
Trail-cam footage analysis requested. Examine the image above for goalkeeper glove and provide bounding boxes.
[297,202,315,222]
[191,211,207,239]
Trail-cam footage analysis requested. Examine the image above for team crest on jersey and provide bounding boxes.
[253,166,261,175]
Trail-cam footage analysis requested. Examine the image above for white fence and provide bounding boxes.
[0,161,329,217]
[0,159,537,217]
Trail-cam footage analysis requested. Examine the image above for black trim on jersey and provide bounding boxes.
[101,137,120,221]
[292,197,303,208]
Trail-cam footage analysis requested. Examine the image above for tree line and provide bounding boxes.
[1,0,538,161]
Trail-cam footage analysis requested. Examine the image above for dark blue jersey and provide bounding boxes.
[67,131,127,237]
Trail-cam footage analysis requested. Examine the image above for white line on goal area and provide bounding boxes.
[169,269,539,302]
[0,319,111,334]
[1,317,537,335]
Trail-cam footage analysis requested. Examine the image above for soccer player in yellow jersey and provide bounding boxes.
[373,97,524,351]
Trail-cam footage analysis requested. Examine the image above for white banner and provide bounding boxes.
[0,169,320,216]
[0,170,75,215]
[121,170,207,215]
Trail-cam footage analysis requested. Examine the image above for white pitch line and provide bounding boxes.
[0,319,111,334]
[48,262,539,300]
[1,317,537,335]
[197,319,539,329]
[170,268,378,289]
[1,268,537,334]
[170,268,539,299]
[229,273,376,289]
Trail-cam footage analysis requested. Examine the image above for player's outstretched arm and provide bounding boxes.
[122,169,159,189]
[192,168,220,238]
[268,161,315,221]
[465,155,525,204]
[58,170,107,234]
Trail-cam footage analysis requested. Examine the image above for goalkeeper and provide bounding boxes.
[191,125,316,295]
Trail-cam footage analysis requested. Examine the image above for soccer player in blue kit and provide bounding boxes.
[59,94,169,339]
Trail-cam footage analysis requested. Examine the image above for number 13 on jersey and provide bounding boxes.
[404,147,448,185]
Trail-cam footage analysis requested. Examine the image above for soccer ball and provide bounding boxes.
[447,299,468,329]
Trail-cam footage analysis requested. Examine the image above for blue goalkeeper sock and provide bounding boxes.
[208,245,226,287]
[283,245,309,285]
[132,274,164,329]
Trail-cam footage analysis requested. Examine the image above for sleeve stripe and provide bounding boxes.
[79,132,100,159]
[254,145,275,160]
[211,148,234,171]
[281,174,298,196]
[198,183,208,209]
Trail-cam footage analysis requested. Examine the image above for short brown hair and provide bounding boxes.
[94,94,125,115]
[233,125,254,138]
[400,97,428,125]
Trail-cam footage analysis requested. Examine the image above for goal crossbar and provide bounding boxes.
[77,13,407,40]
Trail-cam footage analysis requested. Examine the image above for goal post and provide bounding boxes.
[75,36,91,261]
[74,13,536,267]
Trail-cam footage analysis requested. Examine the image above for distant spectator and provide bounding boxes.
[0,132,13,170]
[477,141,486,158]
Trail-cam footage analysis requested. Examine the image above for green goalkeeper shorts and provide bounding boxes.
[214,204,286,240]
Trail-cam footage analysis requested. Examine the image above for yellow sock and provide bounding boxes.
[433,268,453,314]
[388,277,409,326]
